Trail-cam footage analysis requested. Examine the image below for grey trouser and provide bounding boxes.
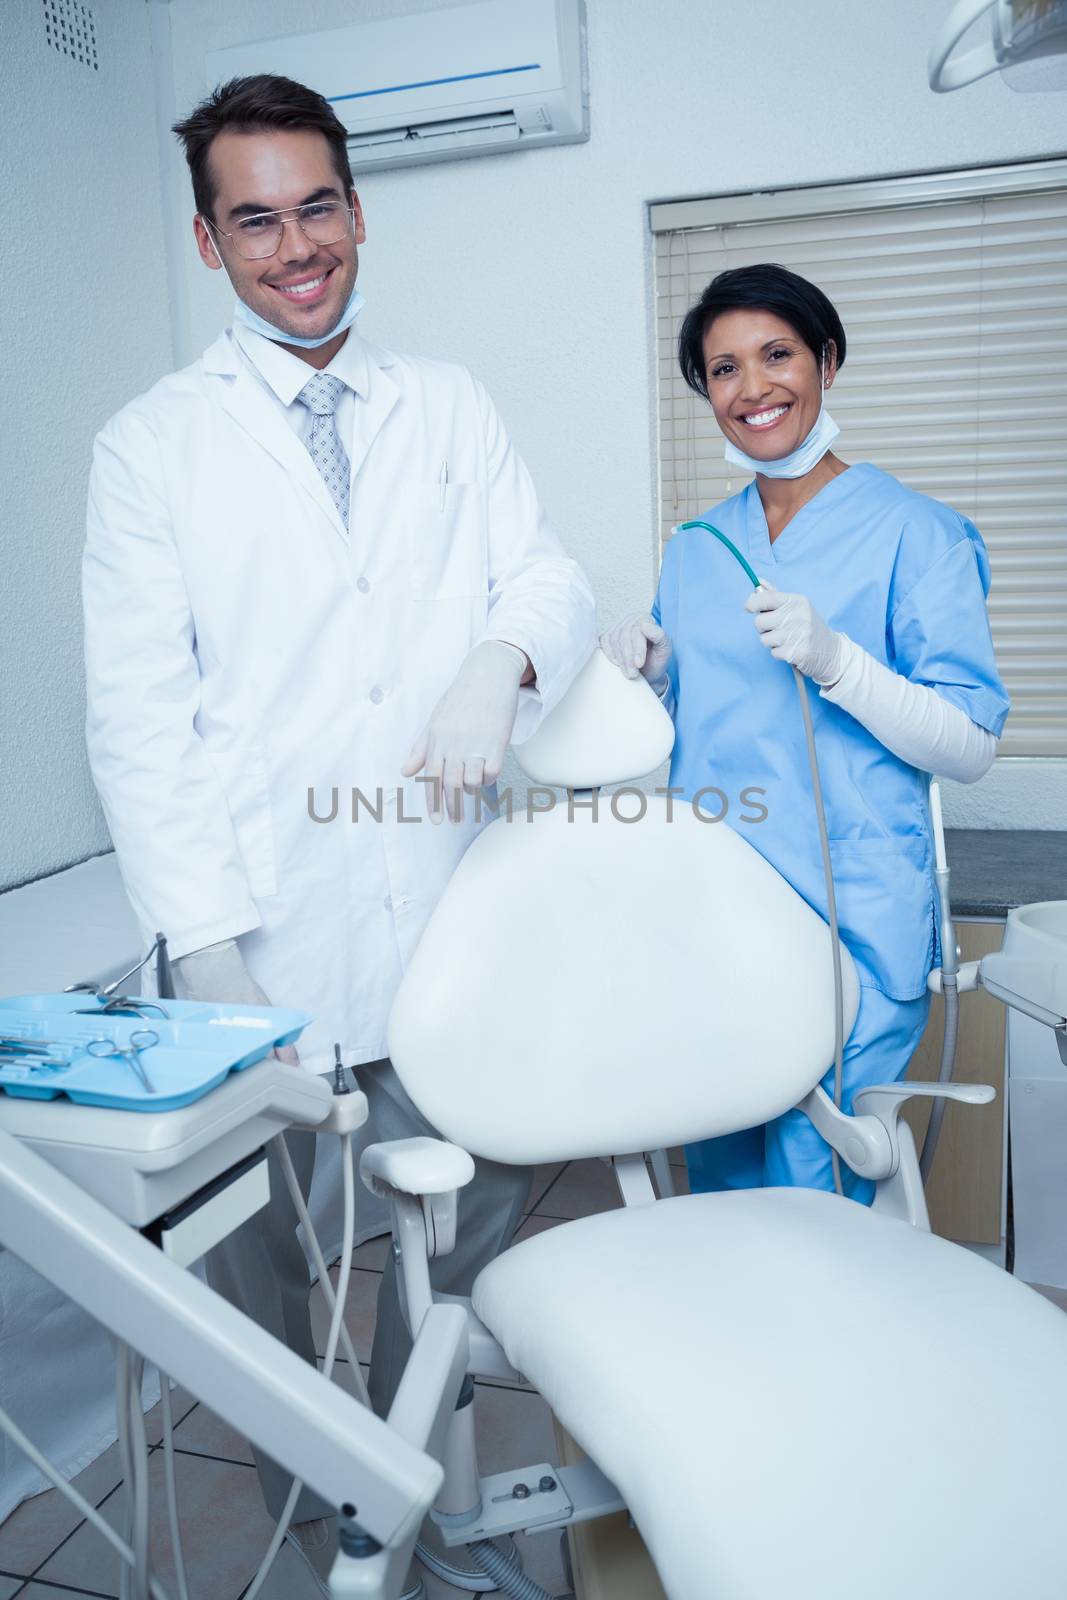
[202,1058,531,1522]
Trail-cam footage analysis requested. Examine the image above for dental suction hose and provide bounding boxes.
[468,1540,564,1599]
[677,521,847,1195]
[920,780,961,1182]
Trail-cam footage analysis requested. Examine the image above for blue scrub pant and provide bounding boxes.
[685,986,932,1206]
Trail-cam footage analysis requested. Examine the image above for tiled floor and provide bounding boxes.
[0,1155,649,1600]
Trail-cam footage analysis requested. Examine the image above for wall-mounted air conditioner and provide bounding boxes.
[205,0,589,175]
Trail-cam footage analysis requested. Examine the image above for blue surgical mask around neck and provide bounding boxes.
[723,370,840,479]
[232,279,366,349]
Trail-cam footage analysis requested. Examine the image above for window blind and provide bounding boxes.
[652,170,1067,757]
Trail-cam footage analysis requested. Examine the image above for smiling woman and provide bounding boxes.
[680,264,848,511]
[600,260,1010,1204]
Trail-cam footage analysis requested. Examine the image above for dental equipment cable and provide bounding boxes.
[0,1397,174,1600]
[468,1539,565,1600]
[919,780,961,1181]
[241,1122,364,1600]
[677,520,846,1194]
[267,1106,560,1598]
[149,1120,363,1600]
[122,1348,152,1600]
[274,1127,367,1389]
[158,1372,191,1600]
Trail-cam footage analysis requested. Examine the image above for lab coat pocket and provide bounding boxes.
[208,747,278,901]
[826,834,934,1001]
[407,482,486,598]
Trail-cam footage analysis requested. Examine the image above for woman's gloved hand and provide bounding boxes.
[744,583,850,687]
[599,614,673,691]
[176,938,299,1065]
[401,640,527,823]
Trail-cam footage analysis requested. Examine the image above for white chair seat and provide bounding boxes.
[472,1189,1067,1599]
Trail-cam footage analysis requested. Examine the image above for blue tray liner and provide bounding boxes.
[0,994,312,1112]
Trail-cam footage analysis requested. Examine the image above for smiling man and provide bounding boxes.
[82,74,595,1597]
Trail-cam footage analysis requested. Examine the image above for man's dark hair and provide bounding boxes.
[678,263,847,402]
[172,74,354,223]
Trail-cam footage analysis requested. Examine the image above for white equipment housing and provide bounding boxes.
[205,0,589,175]
[929,0,1067,92]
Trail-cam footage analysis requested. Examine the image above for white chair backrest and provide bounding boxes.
[388,799,859,1165]
[515,649,675,789]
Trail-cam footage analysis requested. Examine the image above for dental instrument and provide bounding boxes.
[86,1030,160,1095]
[675,517,848,1192]
[73,997,171,1019]
[65,932,175,1011]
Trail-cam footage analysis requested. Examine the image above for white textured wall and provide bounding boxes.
[165,0,1066,828]
[0,0,174,889]
[1,0,1062,895]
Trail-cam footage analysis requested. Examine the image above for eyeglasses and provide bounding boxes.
[204,200,354,261]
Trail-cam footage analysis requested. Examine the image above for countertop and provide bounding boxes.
[946,829,1067,919]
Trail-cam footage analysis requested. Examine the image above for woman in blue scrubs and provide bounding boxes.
[602,264,1010,1202]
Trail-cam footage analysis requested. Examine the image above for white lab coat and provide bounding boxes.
[84,328,596,1070]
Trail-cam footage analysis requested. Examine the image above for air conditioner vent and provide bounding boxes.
[206,0,588,176]
[43,0,98,70]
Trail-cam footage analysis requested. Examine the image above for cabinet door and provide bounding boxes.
[903,920,1006,1244]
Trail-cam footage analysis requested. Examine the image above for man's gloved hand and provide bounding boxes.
[176,938,299,1066]
[744,583,850,687]
[599,614,673,691]
[401,640,526,823]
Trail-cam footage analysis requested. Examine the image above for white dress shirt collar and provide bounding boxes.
[231,320,372,404]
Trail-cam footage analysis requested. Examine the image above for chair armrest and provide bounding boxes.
[360,1138,476,1199]
[360,1138,476,1261]
[853,1081,995,1122]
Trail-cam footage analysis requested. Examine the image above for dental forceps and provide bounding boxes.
[71,996,170,1020]
[85,1029,160,1095]
[0,1036,73,1056]
[65,934,173,1018]
[0,1039,73,1074]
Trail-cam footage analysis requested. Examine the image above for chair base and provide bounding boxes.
[553,1420,666,1600]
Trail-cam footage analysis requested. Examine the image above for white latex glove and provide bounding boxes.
[744,583,849,687]
[401,640,526,822]
[176,938,299,1066]
[599,614,673,690]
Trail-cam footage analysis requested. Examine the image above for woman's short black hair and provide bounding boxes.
[678,263,847,401]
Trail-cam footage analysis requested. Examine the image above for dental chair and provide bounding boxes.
[360,651,1067,1600]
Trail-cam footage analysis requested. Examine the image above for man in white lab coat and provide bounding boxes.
[83,73,595,1596]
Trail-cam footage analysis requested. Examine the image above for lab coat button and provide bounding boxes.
[356,577,370,593]
[383,895,393,911]
[369,685,384,704]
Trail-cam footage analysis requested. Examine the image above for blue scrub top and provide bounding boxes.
[653,463,1010,1000]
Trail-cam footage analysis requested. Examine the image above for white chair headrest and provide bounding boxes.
[514,649,675,789]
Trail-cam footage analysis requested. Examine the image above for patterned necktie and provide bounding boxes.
[297,372,350,527]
